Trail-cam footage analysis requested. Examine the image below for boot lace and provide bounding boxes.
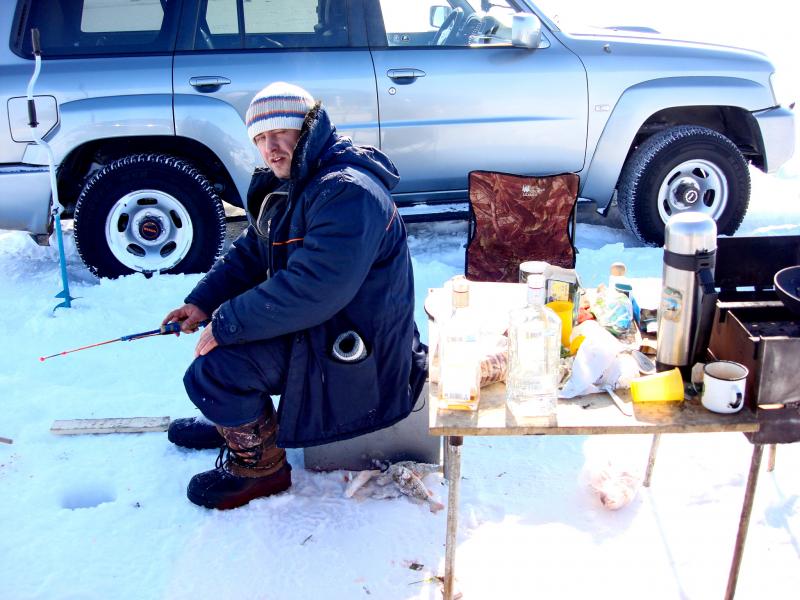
[215,445,228,470]
[215,444,260,471]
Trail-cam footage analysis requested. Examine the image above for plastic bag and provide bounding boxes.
[559,320,624,398]
[479,334,508,387]
[592,285,634,336]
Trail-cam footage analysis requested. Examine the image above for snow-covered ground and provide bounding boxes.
[2,2,800,598]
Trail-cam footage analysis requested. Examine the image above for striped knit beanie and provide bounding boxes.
[246,81,316,141]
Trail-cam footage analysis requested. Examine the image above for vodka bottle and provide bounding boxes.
[506,273,562,417]
[438,276,481,411]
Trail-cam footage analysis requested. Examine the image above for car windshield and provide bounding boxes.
[461,1,633,33]
[464,0,516,18]
[519,1,651,32]
[526,1,752,49]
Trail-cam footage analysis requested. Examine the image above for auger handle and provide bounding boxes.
[31,28,41,55]
[27,29,41,127]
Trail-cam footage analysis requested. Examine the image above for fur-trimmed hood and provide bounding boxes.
[292,103,400,192]
[246,104,399,219]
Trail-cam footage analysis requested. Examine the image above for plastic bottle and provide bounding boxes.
[506,273,562,417]
[608,262,628,291]
[438,276,481,411]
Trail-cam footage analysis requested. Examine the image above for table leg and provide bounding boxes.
[724,443,764,600]
[644,433,661,487]
[443,436,451,480]
[767,443,777,473]
[443,435,463,600]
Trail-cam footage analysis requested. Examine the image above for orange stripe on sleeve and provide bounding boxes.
[272,237,304,246]
[385,205,398,231]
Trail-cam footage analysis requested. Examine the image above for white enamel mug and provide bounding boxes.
[702,361,749,414]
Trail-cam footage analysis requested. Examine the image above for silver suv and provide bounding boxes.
[1,0,794,277]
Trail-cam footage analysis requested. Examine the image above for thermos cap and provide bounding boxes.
[664,213,717,256]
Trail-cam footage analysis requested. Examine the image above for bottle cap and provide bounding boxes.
[519,260,548,284]
[526,273,545,289]
[450,275,469,293]
[614,282,633,296]
[610,262,627,276]
[450,275,470,308]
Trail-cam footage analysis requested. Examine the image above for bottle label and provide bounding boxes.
[660,286,683,322]
[439,344,479,405]
[548,280,570,303]
[517,329,546,365]
[440,372,474,402]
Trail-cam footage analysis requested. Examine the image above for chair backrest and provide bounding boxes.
[465,171,579,283]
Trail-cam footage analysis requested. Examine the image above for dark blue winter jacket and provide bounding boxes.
[185,104,417,447]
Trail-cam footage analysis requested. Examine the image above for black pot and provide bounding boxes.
[775,266,800,316]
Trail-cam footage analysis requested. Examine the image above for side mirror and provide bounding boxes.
[512,13,542,48]
[430,5,452,28]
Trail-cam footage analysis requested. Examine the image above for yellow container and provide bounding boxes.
[630,368,685,402]
[545,300,573,347]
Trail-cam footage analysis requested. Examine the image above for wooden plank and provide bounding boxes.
[0,436,12,444]
[50,417,170,435]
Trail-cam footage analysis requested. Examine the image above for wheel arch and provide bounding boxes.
[582,77,770,211]
[57,136,245,216]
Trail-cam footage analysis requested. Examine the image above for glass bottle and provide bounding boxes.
[437,276,481,411]
[506,273,562,417]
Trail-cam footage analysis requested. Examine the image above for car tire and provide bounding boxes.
[617,125,750,246]
[74,153,226,278]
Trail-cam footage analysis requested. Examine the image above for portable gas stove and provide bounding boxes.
[708,235,800,443]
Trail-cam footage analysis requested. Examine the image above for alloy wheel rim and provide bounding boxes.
[657,158,728,224]
[105,190,193,273]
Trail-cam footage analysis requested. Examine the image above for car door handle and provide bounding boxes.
[189,76,231,88]
[386,68,426,81]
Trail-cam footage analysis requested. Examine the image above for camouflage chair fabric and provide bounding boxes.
[465,171,579,282]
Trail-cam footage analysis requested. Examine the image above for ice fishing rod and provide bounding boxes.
[39,320,210,362]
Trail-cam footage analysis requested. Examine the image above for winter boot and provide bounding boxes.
[167,416,224,450]
[186,412,291,510]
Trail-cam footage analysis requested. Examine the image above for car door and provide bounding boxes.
[173,0,379,202]
[4,0,178,166]
[365,0,588,203]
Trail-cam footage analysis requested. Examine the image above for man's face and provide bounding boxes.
[254,128,301,180]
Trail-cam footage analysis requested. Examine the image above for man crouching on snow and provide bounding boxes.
[162,82,420,510]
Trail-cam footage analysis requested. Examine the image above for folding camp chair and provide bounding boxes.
[465,171,580,282]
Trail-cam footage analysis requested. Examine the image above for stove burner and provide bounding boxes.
[744,319,800,338]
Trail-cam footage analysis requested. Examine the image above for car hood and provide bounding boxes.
[557,22,764,56]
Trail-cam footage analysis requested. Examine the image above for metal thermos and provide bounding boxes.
[656,213,718,375]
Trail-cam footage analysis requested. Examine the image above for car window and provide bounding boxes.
[13,0,179,57]
[377,0,515,47]
[196,0,349,50]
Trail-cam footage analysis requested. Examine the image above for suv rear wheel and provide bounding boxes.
[74,154,225,278]
[617,125,750,246]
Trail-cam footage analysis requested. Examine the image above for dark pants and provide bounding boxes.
[183,335,291,427]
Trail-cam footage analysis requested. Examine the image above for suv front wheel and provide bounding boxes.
[617,125,751,246]
[74,154,226,278]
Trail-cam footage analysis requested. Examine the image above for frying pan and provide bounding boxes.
[775,266,800,315]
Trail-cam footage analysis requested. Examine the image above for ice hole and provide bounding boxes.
[60,484,117,509]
